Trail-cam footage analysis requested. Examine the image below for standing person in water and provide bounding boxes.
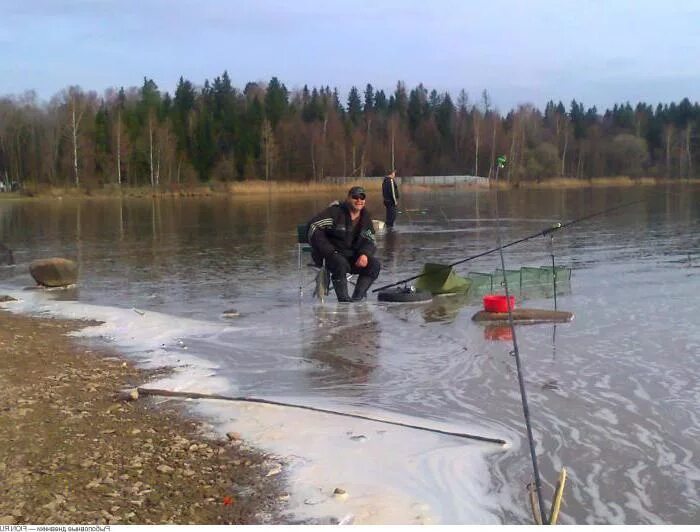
[382,170,400,228]
[306,186,381,302]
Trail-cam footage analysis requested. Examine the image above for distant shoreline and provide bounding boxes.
[0,176,697,200]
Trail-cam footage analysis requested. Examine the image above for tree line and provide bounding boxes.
[0,73,698,188]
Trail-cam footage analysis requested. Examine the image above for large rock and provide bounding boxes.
[0,243,13,265]
[29,258,78,287]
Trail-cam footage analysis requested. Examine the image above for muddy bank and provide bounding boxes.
[0,310,287,524]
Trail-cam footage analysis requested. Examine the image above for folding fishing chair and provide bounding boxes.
[297,223,333,302]
[296,223,355,303]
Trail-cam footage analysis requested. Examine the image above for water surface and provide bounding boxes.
[1,185,698,524]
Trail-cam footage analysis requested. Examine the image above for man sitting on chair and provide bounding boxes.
[307,186,381,302]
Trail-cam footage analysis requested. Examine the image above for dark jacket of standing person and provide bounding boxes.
[382,171,400,227]
[306,186,381,302]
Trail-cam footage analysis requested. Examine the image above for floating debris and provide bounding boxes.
[333,487,348,500]
[542,379,559,391]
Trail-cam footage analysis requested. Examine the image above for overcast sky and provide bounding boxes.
[2,0,699,112]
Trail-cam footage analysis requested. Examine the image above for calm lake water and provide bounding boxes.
[1,185,698,524]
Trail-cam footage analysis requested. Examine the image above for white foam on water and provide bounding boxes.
[0,285,511,524]
[185,397,510,524]
[0,287,234,392]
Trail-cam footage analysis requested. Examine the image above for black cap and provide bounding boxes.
[348,186,366,197]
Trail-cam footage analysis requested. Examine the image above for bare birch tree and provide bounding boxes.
[67,88,87,187]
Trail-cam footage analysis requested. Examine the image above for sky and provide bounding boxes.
[2,0,699,113]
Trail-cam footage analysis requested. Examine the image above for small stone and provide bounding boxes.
[130,429,141,435]
[156,464,174,474]
[118,388,139,401]
[222,309,240,318]
[265,464,282,477]
[226,431,242,441]
[333,487,348,500]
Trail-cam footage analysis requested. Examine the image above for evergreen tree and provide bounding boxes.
[172,77,196,157]
[570,99,586,139]
[389,81,408,118]
[363,83,374,113]
[374,90,388,114]
[264,76,288,129]
[435,93,455,142]
[347,86,362,126]
[407,84,429,134]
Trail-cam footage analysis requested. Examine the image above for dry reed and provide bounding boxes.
[8,176,697,200]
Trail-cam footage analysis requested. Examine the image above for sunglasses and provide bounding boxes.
[351,194,366,200]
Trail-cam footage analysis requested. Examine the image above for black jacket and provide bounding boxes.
[382,176,399,204]
[307,201,377,262]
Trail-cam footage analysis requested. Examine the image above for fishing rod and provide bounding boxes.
[372,198,645,293]
[137,387,507,445]
[491,157,547,523]
[439,207,451,224]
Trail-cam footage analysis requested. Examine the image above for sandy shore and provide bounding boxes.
[0,309,287,525]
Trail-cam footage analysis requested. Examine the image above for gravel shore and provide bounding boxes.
[0,309,287,525]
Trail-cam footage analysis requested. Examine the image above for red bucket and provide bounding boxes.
[483,294,516,313]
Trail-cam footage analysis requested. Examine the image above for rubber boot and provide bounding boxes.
[333,276,352,302]
[351,275,374,301]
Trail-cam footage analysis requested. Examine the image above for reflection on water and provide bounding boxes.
[304,305,380,389]
[422,293,470,323]
[483,325,513,342]
[1,186,699,524]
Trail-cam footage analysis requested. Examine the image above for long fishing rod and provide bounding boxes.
[372,198,645,293]
[137,387,507,445]
[491,157,547,523]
